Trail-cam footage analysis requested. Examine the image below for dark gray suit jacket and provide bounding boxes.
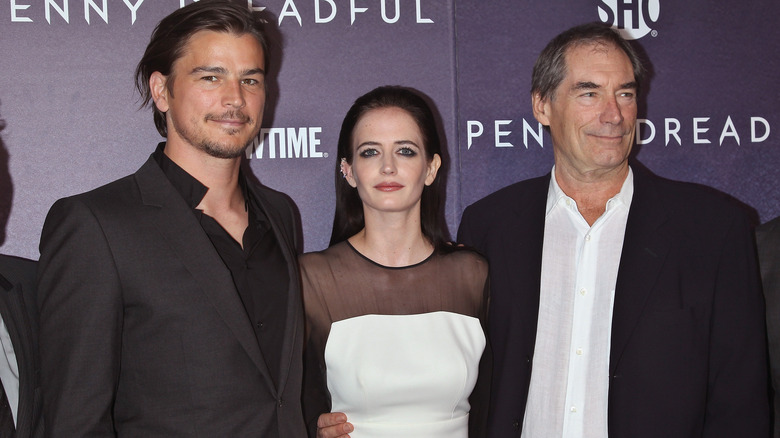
[37,155,306,437]
[458,165,769,437]
[757,215,780,438]
[0,255,43,438]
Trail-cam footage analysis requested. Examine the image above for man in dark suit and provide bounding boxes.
[458,23,769,437]
[36,1,306,436]
[757,215,780,438]
[0,255,42,438]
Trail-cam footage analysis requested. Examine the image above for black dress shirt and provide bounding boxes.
[153,144,289,384]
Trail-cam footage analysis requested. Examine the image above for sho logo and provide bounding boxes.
[597,0,660,40]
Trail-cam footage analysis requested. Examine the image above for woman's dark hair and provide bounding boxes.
[134,0,269,137]
[329,86,449,249]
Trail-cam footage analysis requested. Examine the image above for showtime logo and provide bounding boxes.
[597,0,660,40]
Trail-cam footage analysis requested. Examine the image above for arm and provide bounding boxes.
[37,198,122,437]
[703,210,770,435]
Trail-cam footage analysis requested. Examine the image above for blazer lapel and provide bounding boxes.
[515,176,549,349]
[609,168,674,375]
[133,157,277,394]
[247,184,301,397]
[0,278,35,437]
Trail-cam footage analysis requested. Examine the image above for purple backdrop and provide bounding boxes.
[0,0,777,259]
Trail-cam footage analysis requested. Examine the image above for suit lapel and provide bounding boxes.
[0,278,35,437]
[134,157,277,395]
[609,168,674,375]
[508,175,549,353]
[247,183,300,397]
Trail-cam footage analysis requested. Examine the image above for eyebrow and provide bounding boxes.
[356,140,421,148]
[572,80,637,91]
[190,66,266,76]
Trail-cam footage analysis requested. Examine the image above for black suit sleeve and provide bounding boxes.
[703,209,770,436]
[37,198,121,437]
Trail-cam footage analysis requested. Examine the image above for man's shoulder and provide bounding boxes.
[0,255,36,290]
[465,174,550,213]
[636,169,747,217]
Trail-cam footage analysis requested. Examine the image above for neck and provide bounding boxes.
[349,207,433,267]
[163,141,244,214]
[554,163,629,226]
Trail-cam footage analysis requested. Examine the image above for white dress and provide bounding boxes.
[301,242,488,438]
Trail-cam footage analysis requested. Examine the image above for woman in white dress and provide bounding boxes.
[301,86,489,438]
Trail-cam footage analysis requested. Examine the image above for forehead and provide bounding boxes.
[178,30,265,68]
[561,42,634,85]
[354,107,421,136]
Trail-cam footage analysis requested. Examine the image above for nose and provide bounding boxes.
[222,81,246,109]
[600,95,624,125]
[381,154,396,175]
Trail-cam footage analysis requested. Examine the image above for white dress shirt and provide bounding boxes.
[0,313,19,425]
[521,166,633,438]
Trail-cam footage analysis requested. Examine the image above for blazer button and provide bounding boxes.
[513,420,520,430]
[278,398,284,407]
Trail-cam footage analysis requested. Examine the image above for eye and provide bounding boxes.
[397,147,417,157]
[201,76,218,83]
[619,91,635,99]
[358,148,378,158]
[581,91,596,98]
[241,78,259,86]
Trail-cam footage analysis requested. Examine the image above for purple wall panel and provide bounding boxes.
[0,0,778,259]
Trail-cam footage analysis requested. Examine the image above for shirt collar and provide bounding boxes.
[152,142,252,212]
[545,165,634,216]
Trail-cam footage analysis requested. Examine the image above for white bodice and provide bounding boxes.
[324,311,486,438]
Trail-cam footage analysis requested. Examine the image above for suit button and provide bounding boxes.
[513,420,520,430]
[278,398,284,407]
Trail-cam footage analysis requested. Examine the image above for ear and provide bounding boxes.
[150,72,170,113]
[532,92,551,127]
[424,154,442,186]
[341,159,357,188]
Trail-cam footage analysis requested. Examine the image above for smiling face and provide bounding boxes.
[342,106,441,217]
[150,30,266,159]
[533,42,638,180]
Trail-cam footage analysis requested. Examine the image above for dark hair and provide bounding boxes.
[330,86,448,249]
[531,22,646,101]
[135,0,269,137]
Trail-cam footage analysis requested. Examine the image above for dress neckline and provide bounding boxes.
[344,240,435,270]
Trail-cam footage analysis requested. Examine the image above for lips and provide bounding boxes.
[375,182,404,192]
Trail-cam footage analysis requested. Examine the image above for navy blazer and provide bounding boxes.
[458,165,770,437]
[37,154,306,437]
[0,254,43,438]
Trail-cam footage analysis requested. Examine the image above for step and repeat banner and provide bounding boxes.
[1,0,778,259]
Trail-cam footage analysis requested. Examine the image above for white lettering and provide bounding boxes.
[415,0,432,23]
[752,117,770,142]
[381,0,399,23]
[122,0,144,25]
[692,117,710,144]
[466,121,483,150]
[309,127,324,157]
[287,128,307,158]
[665,118,681,146]
[247,0,265,12]
[84,0,108,24]
[45,0,68,24]
[11,0,33,22]
[350,0,367,25]
[495,120,512,148]
[719,116,740,146]
[636,118,655,145]
[315,0,336,23]
[523,119,544,149]
[279,0,302,26]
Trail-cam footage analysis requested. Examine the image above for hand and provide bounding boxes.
[317,412,353,438]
